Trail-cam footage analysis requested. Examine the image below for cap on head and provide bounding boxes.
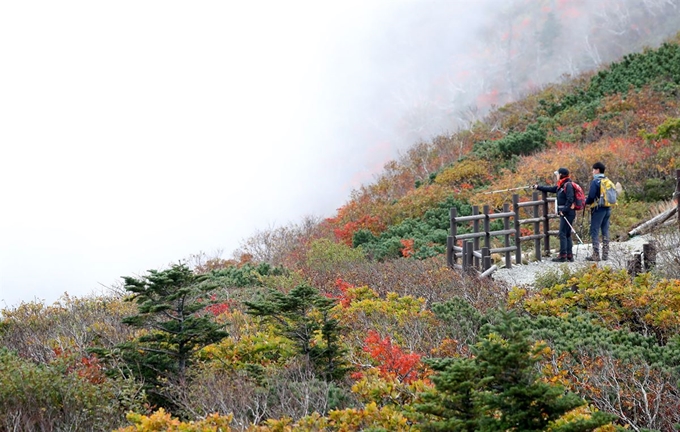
[557,167,569,176]
[592,161,606,173]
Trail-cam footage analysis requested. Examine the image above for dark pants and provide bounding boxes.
[559,210,576,256]
[590,207,611,248]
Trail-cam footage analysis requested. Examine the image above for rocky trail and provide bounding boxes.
[491,234,659,288]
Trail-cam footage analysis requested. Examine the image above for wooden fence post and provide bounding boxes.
[473,206,480,268]
[643,243,657,271]
[503,203,512,269]
[446,236,453,268]
[533,191,541,260]
[482,247,491,271]
[542,190,550,254]
[461,241,467,271]
[448,207,457,266]
[628,253,642,277]
[465,241,472,271]
[483,205,491,252]
[460,240,467,271]
[513,194,521,265]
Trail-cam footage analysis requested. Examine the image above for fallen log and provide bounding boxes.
[628,207,677,237]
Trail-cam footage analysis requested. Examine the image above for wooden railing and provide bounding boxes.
[446,169,680,278]
[446,191,560,276]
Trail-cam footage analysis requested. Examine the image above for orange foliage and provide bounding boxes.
[473,135,652,211]
[555,141,575,151]
[332,214,385,247]
[363,330,423,384]
[329,195,375,231]
[400,239,415,258]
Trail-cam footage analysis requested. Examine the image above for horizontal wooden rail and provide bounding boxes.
[520,234,546,241]
[518,217,544,224]
[455,231,487,240]
[517,199,544,207]
[488,246,517,253]
[488,228,516,236]
[454,214,487,222]
[448,191,561,276]
[489,211,515,219]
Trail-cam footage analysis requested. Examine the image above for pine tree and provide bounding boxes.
[416,311,614,431]
[116,263,229,409]
[245,284,350,381]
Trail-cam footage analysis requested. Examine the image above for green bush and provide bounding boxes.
[545,42,680,118]
[356,196,471,261]
[210,262,285,287]
[533,263,588,291]
[472,123,546,162]
[497,124,547,157]
[0,348,137,431]
[305,238,366,272]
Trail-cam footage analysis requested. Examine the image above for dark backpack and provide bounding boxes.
[562,181,585,210]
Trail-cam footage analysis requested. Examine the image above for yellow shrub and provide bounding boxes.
[434,158,492,187]
[116,409,233,432]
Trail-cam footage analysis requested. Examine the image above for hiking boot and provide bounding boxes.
[567,255,574,262]
[585,246,600,262]
[602,241,609,261]
[551,255,567,262]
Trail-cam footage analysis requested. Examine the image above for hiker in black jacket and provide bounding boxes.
[533,168,576,262]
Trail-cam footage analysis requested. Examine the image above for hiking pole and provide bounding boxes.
[575,208,587,259]
[482,185,532,194]
[578,208,587,243]
[560,213,584,245]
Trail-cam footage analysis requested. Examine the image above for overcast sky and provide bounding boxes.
[0,1,491,308]
[4,0,671,309]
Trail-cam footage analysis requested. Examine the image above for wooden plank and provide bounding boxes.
[489,246,517,253]
[488,211,515,219]
[520,234,546,241]
[488,229,516,236]
[517,200,544,207]
[456,232,486,240]
[519,217,543,224]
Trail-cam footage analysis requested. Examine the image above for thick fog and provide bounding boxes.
[1,0,679,308]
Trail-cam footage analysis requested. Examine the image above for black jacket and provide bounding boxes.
[537,179,575,213]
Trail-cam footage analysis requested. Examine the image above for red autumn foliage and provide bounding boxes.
[363,330,422,384]
[204,295,232,316]
[206,302,231,317]
[53,347,105,384]
[555,141,575,151]
[77,355,105,384]
[329,278,356,308]
[520,227,533,237]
